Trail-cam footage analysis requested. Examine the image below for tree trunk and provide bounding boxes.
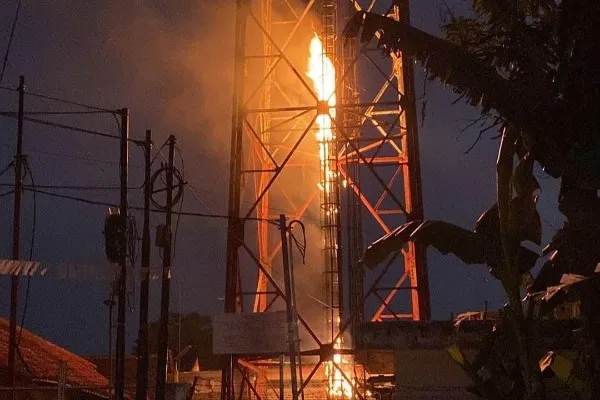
[496,127,545,400]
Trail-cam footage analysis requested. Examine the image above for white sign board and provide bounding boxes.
[212,311,288,355]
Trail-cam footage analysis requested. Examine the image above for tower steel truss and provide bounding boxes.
[223,0,430,398]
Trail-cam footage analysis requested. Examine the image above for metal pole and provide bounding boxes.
[396,0,430,320]
[8,74,25,400]
[222,1,249,398]
[280,214,298,400]
[155,135,176,400]
[104,296,115,400]
[115,107,129,400]
[110,300,114,398]
[279,355,284,400]
[288,233,304,400]
[136,129,152,400]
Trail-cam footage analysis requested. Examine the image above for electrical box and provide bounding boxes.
[104,213,125,263]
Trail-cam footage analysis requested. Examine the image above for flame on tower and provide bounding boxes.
[307,34,337,195]
[307,34,353,399]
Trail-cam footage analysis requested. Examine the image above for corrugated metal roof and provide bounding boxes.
[0,317,109,396]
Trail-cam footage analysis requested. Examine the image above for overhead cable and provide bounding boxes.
[0,112,143,144]
[1,110,115,115]
[0,183,143,191]
[0,85,117,113]
[0,162,13,178]
[0,143,143,168]
[24,187,276,223]
[0,0,22,84]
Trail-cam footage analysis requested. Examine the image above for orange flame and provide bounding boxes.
[307,33,354,400]
[325,338,354,398]
[307,34,336,195]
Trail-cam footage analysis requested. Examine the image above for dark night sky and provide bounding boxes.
[0,1,563,356]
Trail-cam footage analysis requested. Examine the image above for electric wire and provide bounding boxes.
[5,177,320,225]
[183,183,212,212]
[0,0,21,84]
[171,145,186,260]
[0,110,115,116]
[23,187,276,223]
[183,181,322,225]
[0,85,118,113]
[0,143,144,169]
[0,183,143,191]
[22,90,119,113]
[24,187,115,207]
[111,113,122,141]
[126,215,139,311]
[155,139,210,260]
[150,138,170,167]
[149,166,184,210]
[16,159,36,376]
[288,220,307,264]
[19,110,114,115]
[19,161,36,332]
[0,112,143,143]
[0,162,14,177]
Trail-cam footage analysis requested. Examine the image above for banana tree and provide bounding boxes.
[344,1,600,398]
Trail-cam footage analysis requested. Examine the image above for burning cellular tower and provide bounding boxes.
[223,0,430,397]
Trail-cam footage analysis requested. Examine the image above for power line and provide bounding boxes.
[22,89,118,112]
[171,145,186,260]
[0,143,143,168]
[1,110,115,115]
[24,187,115,207]
[0,85,118,113]
[3,161,318,225]
[0,112,143,144]
[24,187,276,223]
[150,138,170,166]
[0,162,13,178]
[0,0,21,84]
[184,182,322,225]
[0,183,143,191]
[185,183,212,212]
[18,160,37,350]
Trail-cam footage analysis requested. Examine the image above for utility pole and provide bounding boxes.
[104,295,115,400]
[279,214,298,400]
[8,74,25,400]
[115,108,129,400]
[136,130,152,400]
[155,135,176,400]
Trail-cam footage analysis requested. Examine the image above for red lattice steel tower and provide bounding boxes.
[223,0,430,397]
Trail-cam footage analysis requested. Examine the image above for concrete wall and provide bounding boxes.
[394,349,478,400]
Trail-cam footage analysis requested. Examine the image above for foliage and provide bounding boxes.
[343,2,600,184]
[362,193,541,279]
[345,1,600,399]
